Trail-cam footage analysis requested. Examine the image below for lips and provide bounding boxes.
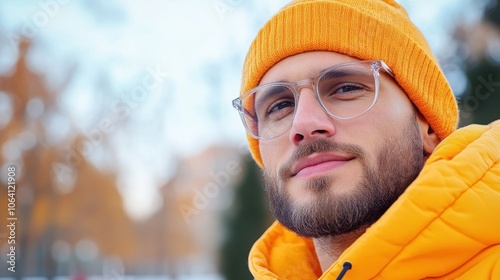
[291,153,353,177]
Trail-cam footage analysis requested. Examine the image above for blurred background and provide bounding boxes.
[0,0,499,279]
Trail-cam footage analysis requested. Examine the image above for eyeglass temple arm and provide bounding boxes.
[233,98,258,121]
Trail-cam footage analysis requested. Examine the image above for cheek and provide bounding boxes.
[259,144,276,168]
[259,141,286,173]
[344,99,415,158]
[361,89,416,134]
[377,84,416,119]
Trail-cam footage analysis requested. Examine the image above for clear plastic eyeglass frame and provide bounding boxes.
[232,60,395,140]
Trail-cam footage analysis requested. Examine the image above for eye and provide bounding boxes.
[336,84,363,93]
[318,69,373,99]
[268,99,294,115]
[254,85,295,119]
[322,82,367,100]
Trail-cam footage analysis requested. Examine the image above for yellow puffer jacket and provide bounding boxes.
[249,121,500,279]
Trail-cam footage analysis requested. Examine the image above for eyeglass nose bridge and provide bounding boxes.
[292,78,316,93]
[289,77,336,127]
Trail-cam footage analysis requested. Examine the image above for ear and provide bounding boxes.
[416,112,440,157]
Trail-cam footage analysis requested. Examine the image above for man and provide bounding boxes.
[232,0,500,279]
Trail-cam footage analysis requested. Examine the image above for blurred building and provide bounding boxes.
[137,145,242,277]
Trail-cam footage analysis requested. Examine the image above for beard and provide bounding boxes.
[263,114,425,238]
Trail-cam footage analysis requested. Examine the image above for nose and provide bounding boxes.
[289,87,336,145]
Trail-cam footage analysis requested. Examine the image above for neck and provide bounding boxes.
[313,226,368,273]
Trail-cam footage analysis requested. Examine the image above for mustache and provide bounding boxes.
[278,138,365,180]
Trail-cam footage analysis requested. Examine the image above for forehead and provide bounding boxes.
[259,51,362,85]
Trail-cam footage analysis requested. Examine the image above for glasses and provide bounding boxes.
[233,60,394,140]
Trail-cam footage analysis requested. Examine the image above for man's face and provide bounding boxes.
[259,51,430,238]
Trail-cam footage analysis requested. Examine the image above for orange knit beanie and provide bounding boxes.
[241,0,459,167]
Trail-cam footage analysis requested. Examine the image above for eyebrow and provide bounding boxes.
[254,86,291,113]
[321,69,360,79]
[262,67,323,85]
[261,65,360,89]
[306,66,362,81]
